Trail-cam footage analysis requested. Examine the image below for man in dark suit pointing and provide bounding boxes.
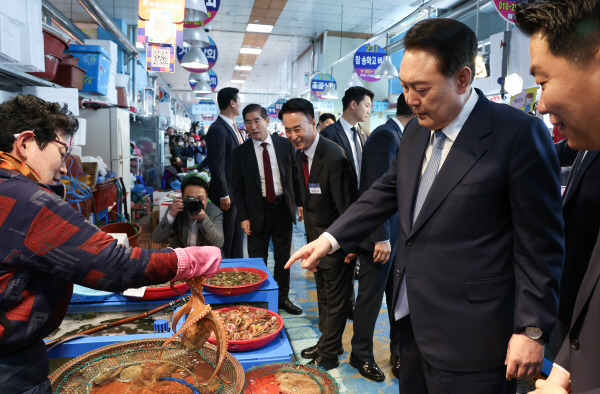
[280,98,357,370]
[232,104,303,315]
[287,18,564,393]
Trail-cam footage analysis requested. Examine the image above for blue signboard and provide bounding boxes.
[274,98,287,114]
[268,104,277,119]
[177,36,218,73]
[354,44,386,82]
[311,73,336,99]
[208,69,218,91]
[192,99,217,115]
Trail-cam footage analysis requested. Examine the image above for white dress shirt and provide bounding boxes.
[253,134,284,197]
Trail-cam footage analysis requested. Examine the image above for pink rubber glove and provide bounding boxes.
[172,246,222,281]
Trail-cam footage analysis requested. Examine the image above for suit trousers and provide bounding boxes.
[247,199,292,299]
[396,316,517,394]
[222,203,243,259]
[314,252,355,358]
[351,248,400,361]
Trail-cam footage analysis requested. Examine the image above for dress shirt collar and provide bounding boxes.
[219,114,236,129]
[302,132,320,160]
[252,133,273,150]
[391,117,405,133]
[339,116,358,135]
[434,88,478,141]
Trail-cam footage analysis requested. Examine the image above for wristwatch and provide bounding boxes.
[524,326,543,340]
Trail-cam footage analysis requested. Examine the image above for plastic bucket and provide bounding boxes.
[99,222,141,248]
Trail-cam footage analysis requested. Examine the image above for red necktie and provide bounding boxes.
[302,152,309,187]
[261,142,276,203]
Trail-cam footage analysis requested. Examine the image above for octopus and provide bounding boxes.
[161,277,230,389]
[214,306,280,341]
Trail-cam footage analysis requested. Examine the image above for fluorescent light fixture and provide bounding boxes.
[181,47,209,69]
[246,24,273,33]
[234,65,253,71]
[240,47,262,55]
[231,79,246,84]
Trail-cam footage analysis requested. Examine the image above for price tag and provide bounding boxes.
[123,287,147,297]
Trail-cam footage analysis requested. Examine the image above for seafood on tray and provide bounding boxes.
[213,306,281,341]
[206,270,262,287]
[161,277,230,389]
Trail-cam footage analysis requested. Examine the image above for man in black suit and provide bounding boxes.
[232,104,304,315]
[516,1,600,393]
[279,98,357,370]
[287,18,564,393]
[205,87,244,258]
[350,93,414,382]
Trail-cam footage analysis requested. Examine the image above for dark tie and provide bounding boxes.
[564,150,586,200]
[261,142,276,203]
[302,152,309,187]
[395,129,446,320]
[351,126,363,171]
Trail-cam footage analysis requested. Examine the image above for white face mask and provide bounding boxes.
[178,141,184,146]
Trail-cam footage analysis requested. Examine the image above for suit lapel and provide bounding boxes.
[409,95,490,234]
[571,235,600,329]
[304,139,325,206]
[357,124,369,145]
[219,116,240,147]
[563,151,599,206]
[333,121,355,173]
[242,140,261,190]
[272,137,287,186]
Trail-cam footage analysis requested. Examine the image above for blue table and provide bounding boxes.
[68,258,279,313]
[48,258,292,369]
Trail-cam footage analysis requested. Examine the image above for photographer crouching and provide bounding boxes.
[153,176,224,249]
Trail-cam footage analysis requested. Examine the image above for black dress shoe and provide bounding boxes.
[301,345,344,359]
[390,354,400,379]
[279,298,302,315]
[308,355,339,370]
[350,353,385,382]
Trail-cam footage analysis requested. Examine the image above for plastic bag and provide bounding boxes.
[81,156,108,176]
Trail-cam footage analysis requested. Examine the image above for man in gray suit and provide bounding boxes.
[152,176,224,249]
[516,1,600,393]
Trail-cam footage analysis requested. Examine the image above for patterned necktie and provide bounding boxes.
[302,152,309,187]
[351,126,363,173]
[233,123,243,144]
[395,129,446,321]
[261,142,276,203]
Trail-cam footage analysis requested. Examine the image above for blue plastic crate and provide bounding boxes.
[65,44,111,95]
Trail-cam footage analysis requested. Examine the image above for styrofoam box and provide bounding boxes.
[0,15,23,63]
[22,86,79,116]
[71,117,87,146]
[14,0,43,72]
[84,39,117,66]
[0,90,17,103]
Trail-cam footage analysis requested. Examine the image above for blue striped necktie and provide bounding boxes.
[395,130,446,320]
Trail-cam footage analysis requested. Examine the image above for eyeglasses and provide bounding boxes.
[35,133,72,162]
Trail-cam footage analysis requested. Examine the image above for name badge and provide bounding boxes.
[308,183,322,194]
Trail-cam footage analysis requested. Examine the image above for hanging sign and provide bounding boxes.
[311,73,337,99]
[183,0,220,28]
[137,17,183,45]
[138,0,185,23]
[177,36,218,73]
[274,98,287,114]
[313,101,335,112]
[493,0,524,24]
[146,44,175,72]
[208,69,218,91]
[192,99,217,115]
[268,104,278,119]
[354,44,386,82]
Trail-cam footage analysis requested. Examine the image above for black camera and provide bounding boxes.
[183,196,204,216]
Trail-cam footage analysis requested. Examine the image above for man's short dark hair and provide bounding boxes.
[319,113,336,123]
[242,104,268,120]
[396,93,412,117]
[217,87,239,111]
[516,0,600,66]
[181,175,209,195]
[0,94,78,153]
[278,98,315,121]
[342,86,375,112]
[404,18,477,83]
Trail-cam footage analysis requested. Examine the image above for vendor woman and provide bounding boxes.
[0,94,222,393]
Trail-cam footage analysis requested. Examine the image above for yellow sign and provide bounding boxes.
[510,87,538,113]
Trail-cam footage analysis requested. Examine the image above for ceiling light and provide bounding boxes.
[234,65,253,71]
[231,79,246,84]
[183,26,210,48]
[183,0,209,23]
[346,71,364,88]
[321,83,338,100]
[240,47,262,55]
[193,80,212,94]
[373,56,399,79]
[181,47,209,68]
[246,24,273,33]
[188,72,210,84]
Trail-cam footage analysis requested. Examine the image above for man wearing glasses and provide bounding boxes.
[231,104,304,315]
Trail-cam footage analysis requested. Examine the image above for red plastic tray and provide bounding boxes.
[207,307,283,352]
[138,282,189,299]
[202,267,268,295]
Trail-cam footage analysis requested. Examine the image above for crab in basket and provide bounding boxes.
[162,277,230,388]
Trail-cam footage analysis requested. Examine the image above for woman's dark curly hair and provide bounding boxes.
[0,94,79,152]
